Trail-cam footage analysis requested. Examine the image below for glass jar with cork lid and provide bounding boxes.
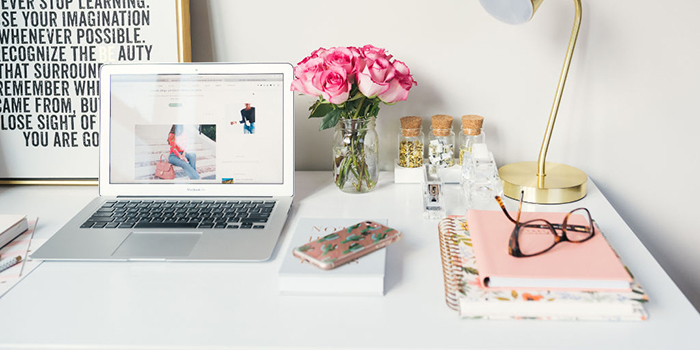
[398,116,424,168]
[428,114,455,167]
[458,114,485,165]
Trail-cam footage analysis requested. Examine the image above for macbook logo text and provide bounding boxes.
[187,188,206,192]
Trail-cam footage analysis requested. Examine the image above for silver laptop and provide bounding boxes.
[32,63,295,261]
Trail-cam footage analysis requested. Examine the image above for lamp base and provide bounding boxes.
[498,161,587,204]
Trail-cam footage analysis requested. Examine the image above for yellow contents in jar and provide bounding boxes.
[399,140,423,168]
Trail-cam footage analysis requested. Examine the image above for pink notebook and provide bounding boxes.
[467,210,632,291]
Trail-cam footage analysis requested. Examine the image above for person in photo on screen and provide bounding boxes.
[167,124,200,180]
[231,102,256,134]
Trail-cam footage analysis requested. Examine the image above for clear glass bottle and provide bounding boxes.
[458,115,485,166]
[333,117,378,193]
[427,114,455,168]
[461,143,502,210]
[398,116,424,168]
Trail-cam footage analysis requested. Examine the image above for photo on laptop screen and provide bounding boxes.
[108,73,284,185]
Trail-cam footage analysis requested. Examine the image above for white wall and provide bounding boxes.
[190,0,700,311]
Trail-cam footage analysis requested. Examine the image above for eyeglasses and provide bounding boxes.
[495,191,595,258]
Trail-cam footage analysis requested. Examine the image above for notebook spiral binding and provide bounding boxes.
[438,217,463,311]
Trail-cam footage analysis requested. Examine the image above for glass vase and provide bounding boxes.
[333,117,379,193]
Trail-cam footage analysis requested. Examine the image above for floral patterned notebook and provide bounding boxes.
[438,216,649,321]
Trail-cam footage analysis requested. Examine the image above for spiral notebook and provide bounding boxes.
[438,216,649,321]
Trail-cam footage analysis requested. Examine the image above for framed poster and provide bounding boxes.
[0,0,191,185]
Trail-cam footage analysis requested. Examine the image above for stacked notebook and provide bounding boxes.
[438,213,649,321]
[0,215,28,249]
[278,218,388,296]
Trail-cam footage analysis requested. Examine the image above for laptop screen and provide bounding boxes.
[108,73,284,185]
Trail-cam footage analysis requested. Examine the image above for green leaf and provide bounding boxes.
[367,101,381,119]
[320,108,342,130]
[308,100,320,112]
[309,102,333,119]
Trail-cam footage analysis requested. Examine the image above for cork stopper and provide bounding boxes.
[461,115,484,136]
[431,114,453,136]
[400,116,422,137]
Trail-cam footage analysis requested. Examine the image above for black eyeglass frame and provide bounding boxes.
[495,192,595,258]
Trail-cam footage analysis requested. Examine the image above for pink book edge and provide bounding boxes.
[466,210,632,292]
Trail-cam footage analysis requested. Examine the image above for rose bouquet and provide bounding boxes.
[291,45,417,192]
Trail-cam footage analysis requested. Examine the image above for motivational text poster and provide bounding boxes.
[0,0,183,179]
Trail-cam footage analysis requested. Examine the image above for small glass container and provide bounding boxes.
[458,115,485,165]
[462,143,502,210]
[398,116,424,168]
[428,114,455,168]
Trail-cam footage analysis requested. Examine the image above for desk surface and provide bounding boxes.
[0,171,698,349]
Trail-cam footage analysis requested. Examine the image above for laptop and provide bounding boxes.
[31,63,295,261]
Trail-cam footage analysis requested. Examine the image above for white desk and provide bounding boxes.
[0,171,698,349]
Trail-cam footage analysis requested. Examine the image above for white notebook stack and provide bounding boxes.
[278,218,387,296]
[0,215,28,249]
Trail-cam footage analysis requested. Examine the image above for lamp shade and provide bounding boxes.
[479,0,543,25]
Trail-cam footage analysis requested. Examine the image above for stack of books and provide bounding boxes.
[278,218,388,296]
[438,212,649,321]
[0,215,28,249]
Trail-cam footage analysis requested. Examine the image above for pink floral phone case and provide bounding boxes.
[293,221,401,270]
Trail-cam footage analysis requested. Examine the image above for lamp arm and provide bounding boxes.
[536,0,582,179]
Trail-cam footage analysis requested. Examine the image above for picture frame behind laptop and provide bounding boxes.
[0,0,191,185]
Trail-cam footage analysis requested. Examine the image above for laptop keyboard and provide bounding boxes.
[80,200,275,230]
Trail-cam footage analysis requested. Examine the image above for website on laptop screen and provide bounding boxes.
[108,73,284,185]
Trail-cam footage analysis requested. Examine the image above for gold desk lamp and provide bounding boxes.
[479,0,587,204]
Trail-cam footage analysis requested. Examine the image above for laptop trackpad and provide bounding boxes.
[112,232,201,258]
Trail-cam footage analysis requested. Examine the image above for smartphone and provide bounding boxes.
[292,221,402,270]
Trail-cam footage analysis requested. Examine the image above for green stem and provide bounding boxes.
[353,97,366,119]
[334,111,377,192]
[363,160,375,189]
[352,148,362,191]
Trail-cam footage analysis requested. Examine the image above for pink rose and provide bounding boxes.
[357,57,395,98]
[308,47,328,59]
[312,66,350,104]
[355,45,391,73]
[378,74,416,104]
[359,44,392,62]
[348,46,362,60]
[378,60,417,104]
[291,56,326,96]
[347,46,363,72]
[292,45,416,104]
[392,59,411,76]
[323,47,357,76]
[293,56,325,79]
[295,47,327,72]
